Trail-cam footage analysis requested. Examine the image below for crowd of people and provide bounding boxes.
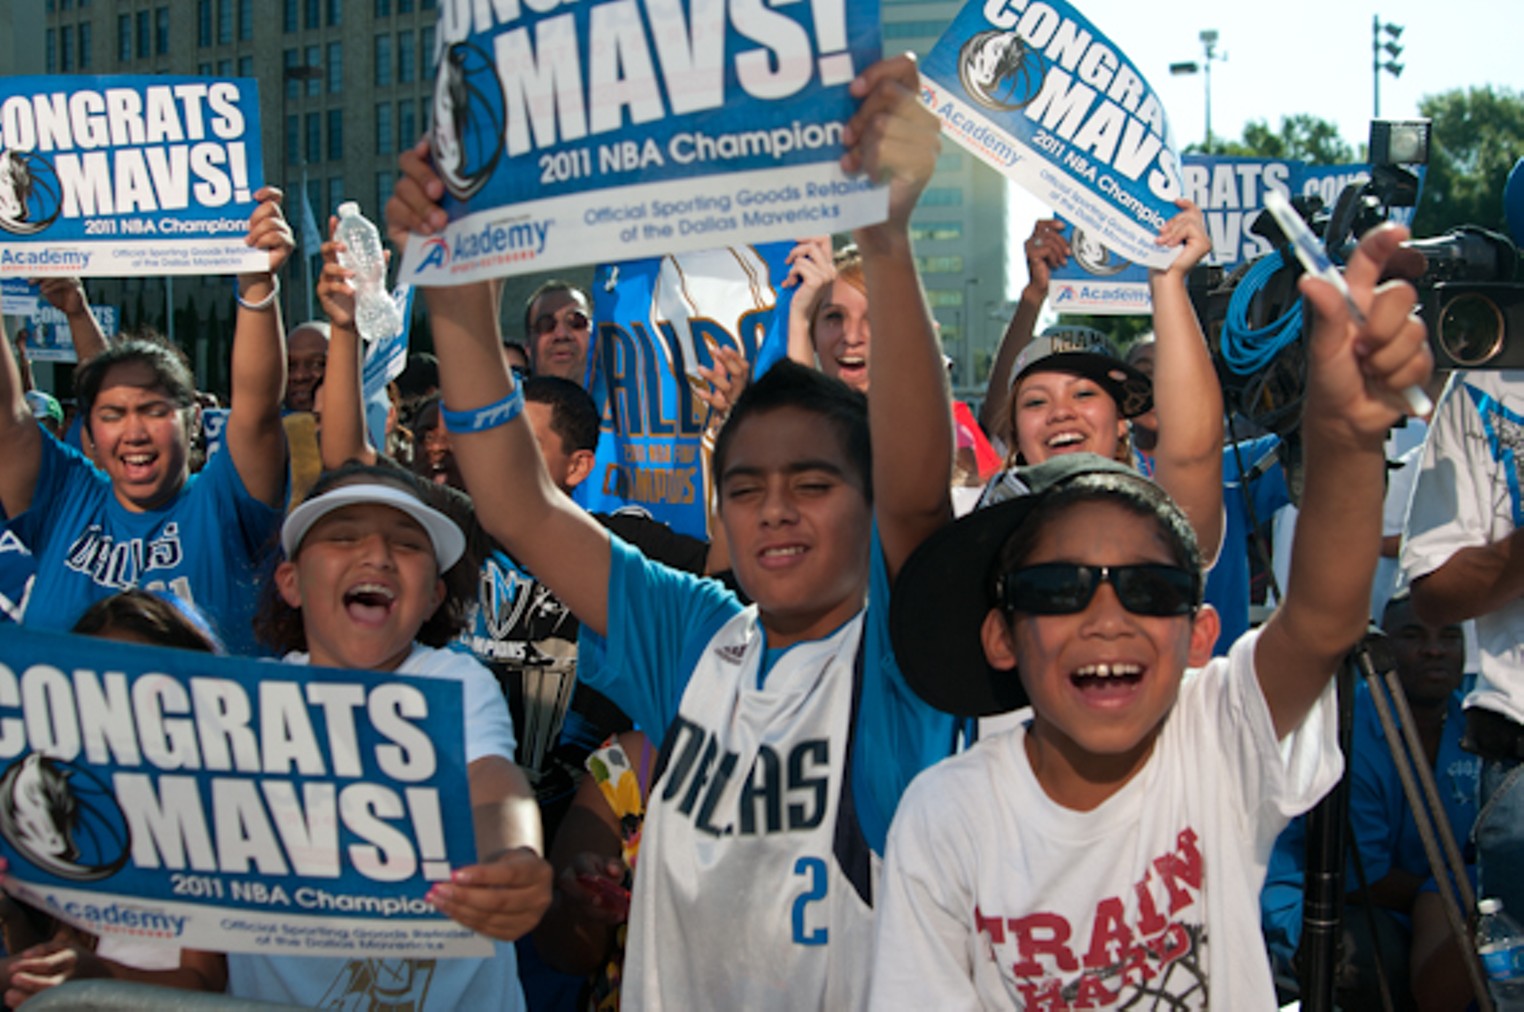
[0,49,1495,1012]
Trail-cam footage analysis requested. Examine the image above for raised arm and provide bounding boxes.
[1255,224,1431,737]
[979,218,1069,444]
[315,221,379,469]
[387,146,613,634]
[843,54,951,578]
[782,236,835,369]
[1411,532,1524,627]
[0,320,42,519]
[1147,200,1224,564]
[36,278,109,366]
[225,186,293,508]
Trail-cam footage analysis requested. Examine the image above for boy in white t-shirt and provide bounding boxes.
[871,223,1433,1009]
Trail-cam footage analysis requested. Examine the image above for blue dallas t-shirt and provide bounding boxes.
[8,432,282,655]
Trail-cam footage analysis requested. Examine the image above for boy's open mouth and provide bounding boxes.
[344,582,396,625]
[1070,662,1143,697]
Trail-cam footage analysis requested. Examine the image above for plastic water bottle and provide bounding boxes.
[333,201,403,343]
[1478,897,1524,1009]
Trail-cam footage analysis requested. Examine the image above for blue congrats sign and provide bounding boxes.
[920,0,1184,269]
[399,1,887,284]
[1046,156,1427,314]
[0,76,267,278]
[578,243,794,538]
[25,304,120,363]
[0,625,490,958]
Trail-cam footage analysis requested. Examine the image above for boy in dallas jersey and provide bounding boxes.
[872,222,1433,1007]
[392,56,961,1010]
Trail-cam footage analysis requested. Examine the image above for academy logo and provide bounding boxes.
[414,236,451,273]
[0,753,130,882]
[957,31,1046,113]
[0,150,62,236]
[430,42,506,201]
[1071,228,1130,277]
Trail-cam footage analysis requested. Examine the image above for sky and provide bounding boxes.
[992,0,1520,292]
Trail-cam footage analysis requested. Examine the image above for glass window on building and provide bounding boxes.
[926,290,963,308]
[305,45,322,96]
[397,100,415,152]
[919,255,965,274]
[327,42,342,93]
[59,25,73,72]
[238,0,252,40]
[216,58,231,75]
[283,0,297,32]
[305,0,320,30]
[398,0,413,12]
[882,20,948,40]
[398,31,415,84]
[157,7,170,53]
[238,55,252,76]
[286,115,300,166]
[919,187,964,207]
[327,109,344,161]
[328,177,345,218]
[375,102,393,155]
[376,172,395,219]
[195,1,211,47]
[45,28,56,73]
[327,0,341,27]
[375,34,393,87]
[119,14,132,61]
[420,25,436,79]
[284,49,300,98]
[216,0,231,44]
[421,0,435,8]
[910,223,964,243]
[198,61,212,74]
[136,10,150,58]
[78,21,92,69]
[306,112,321,165]
[375,0,390,15]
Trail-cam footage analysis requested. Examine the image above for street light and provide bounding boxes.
[282,63,323,321]
[1170,29,1227,150]
[1372,17,1404,117]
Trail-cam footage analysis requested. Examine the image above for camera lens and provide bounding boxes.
[1438,292,1507,366]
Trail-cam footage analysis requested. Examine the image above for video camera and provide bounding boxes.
[1197,117,1524,438]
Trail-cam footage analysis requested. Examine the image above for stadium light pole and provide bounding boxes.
[1372,17,1404,117]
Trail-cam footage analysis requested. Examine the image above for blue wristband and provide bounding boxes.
[441,385,525,433]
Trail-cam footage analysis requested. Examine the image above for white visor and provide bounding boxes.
[281,481,466,570]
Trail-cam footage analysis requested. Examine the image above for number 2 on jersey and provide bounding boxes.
[791,856,828,946]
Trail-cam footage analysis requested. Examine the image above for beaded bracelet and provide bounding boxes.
[236,275,280,312]
[442,384,525,433]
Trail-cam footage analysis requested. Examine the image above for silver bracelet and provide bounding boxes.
[236,275,280,312]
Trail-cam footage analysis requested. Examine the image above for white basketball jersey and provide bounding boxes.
[621,607,878,1010]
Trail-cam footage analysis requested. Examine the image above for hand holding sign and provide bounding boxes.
[842,56,942,234]
[387,138,450,247]
[240,186,294,284]
[1024,218,1071,295]
[1152,199,1211,280]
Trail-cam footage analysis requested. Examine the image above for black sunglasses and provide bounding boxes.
[998,563,1197,617]
[532,309,591,336]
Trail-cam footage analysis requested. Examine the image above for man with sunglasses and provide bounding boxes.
[523,281,594,384]
[873,222,1432,1007]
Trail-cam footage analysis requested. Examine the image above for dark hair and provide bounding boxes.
[522,280,590,338]
[396,353,440,401]
[253,459,475,655]
[712,359,871,500]
[524,375,599,453]
[996,472,1204,607]
[74,338,196,438]
[72,589,224,654]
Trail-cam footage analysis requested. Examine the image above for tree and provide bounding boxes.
[1195,114,1356,164]
[1412,85,1524,237]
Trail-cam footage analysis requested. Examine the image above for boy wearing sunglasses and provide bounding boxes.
[870,222,1433,1007]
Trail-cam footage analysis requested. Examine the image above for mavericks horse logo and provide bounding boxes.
[430,42,506,201]
[0,753,130,881]
[957,30,1046,112]
[0,150,62,236]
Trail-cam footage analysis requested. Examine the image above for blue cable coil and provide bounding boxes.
[1220,249,1304,376]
